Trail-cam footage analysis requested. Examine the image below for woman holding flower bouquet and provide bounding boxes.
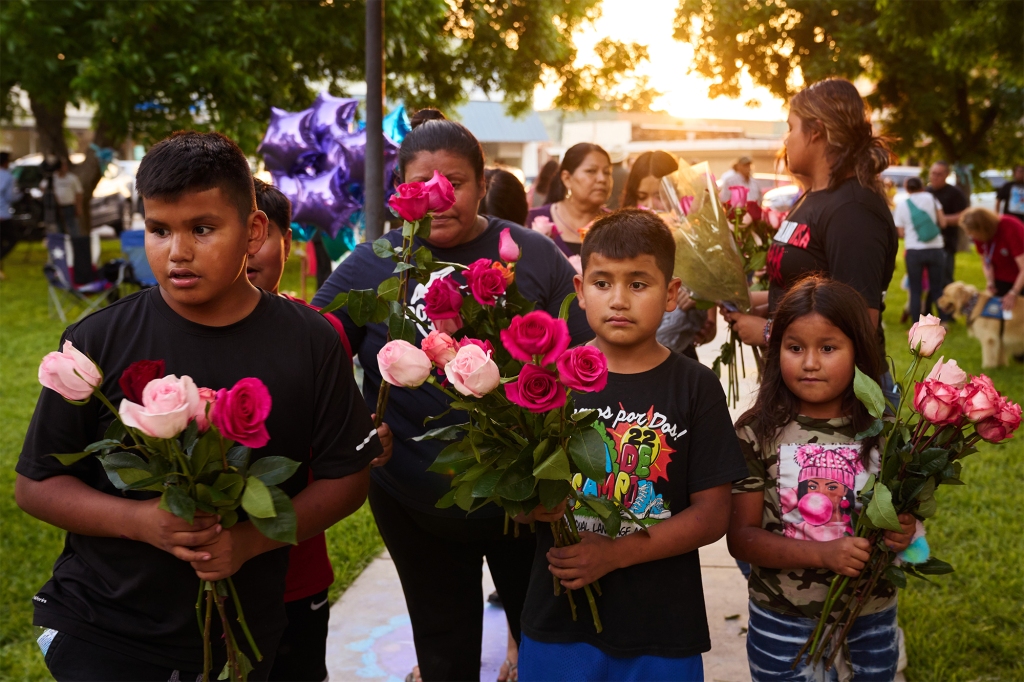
[312,113,593,681]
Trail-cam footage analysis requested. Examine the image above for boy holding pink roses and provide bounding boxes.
[16,132,381,680]
[518,210,748,681]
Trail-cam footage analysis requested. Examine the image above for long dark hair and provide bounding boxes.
[484,168,528,225]
[398,109,485,182]
[533,159,559,197]
[737,276,884,462]
[621,151,678,209]
[789,78,895,197]
[545,143,610,204]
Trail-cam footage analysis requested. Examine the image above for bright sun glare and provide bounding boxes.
[534,0,788,121]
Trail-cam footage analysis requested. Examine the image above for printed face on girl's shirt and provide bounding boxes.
[404,150,486,249]
[779,312,856,418]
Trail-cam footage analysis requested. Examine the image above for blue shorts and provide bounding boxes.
[518,635,704,682]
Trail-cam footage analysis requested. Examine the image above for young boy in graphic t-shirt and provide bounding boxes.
[517,210,749,681]
[15,132,381,681]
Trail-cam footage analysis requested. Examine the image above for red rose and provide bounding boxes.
[423,275,463,326]
[976,396,1022,443]
[388,181,430,222]
[210,377,273,448]
[556,346,609,393]
[913,379,962,426]
[119,359,166,403]
[500,310,571,366]
[463,258,507,306]
[423,170,457,214]
[505,364,566,413]
[746,201,763,223]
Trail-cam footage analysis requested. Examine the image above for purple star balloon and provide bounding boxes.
[309,93,359,145]
[290,169,361,238]
[258,107,318,173]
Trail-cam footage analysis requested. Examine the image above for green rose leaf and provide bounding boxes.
[539,480,571,512]
[533,447,571,481]
[568,427,608,482]
[103,418,127,443]
[393,262,416,274]
[472,470,503,498]
[51,451,92,465]
[428,442,477,475]
[248,456,302,486]
[159,486,196,524]
[558,293,577,321]
[115,467,157,488]
[372,238,396,259]
[454,480,476,511]
[225,445,249,471]
[436,488,458,509]
[347,289,380,326]
[495,449,537,501]
[85,438,123,454]
[241,476,276,519]
[212,472,245,500]
[191,429,222,474]
[853,367,885,420]
[854,418,885,441]
[98,451,149,472]
[914,556,954,575]
[413,245,433,269]
[181,421,200,453]
[249,487,297,544]
[885,564,908,589]
[388,311,418,344]
[865,482,902,532]
[377,276,402,302]
[318,291,349,317]
[415,216,433,239]
[123,472,171,492]
[413,424,470,441]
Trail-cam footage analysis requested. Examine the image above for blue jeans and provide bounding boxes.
[519,635,704,682]
[746,601,898,682]
[60,205,80,236]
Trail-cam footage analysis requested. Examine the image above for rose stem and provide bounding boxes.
[565,586,578,622]
[92,390,143,449]
[213,588,239,681]
[550,522,562,596]
[504,513,509,536]
[196,580,205,634]
[823,562,884,671]
[203,586,214,680]
[583,584,603,633]
[227,577,263,661]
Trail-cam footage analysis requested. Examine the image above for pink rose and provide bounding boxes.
[913,379,962,426]
[909,315,946,357]
[925,357,968,389]
[193,387,217,432]
[423,275,463,327]
[976,397,1022,443]
[421,331,458,369]
[458,337,496,357]
[500,310,571,366]
[377,340,433,388]
[463,258,507,306]
[728,185,749,207]
[556,346,608,393]
[567,254,582,275]
[38,340,102,402]
[505,364,566,413]
[120,374,201,439]
[499,228,521,263]
[423,170,457,214]
[434,317,463,335]
[679,195,694,215]
[388,181,430,222]
[959,374,1000,422]
[530,215,554,237]
[210,378,273,448]
[444,344,500,397]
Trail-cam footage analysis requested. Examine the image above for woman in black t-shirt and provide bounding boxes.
[723,79,897,353]
[312,112,592,682]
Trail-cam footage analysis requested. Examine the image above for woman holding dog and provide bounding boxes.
[960,207,1024,313]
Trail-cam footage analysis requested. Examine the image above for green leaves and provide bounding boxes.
[51,451,92,465]
[388,310,418,344]
[347,289,389,326]
[377,276,402,302]
[855,419,885,441]
[568,427,608,482]
[372,238,396,258]
[533,447,571,481]
[853,367,886,420]
[318,292,349,317]
[248,487,297,545]
[160,486,196,524]
[495,449,537,501]
[241,476,276,519]
[558,292,577,321]
[248,456,301,486]
[865,482,902,532]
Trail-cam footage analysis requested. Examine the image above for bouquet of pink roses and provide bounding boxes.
[38,346,298,682]
[796,315,1021,671]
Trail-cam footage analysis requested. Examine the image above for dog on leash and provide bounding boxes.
[937,281,1024,368]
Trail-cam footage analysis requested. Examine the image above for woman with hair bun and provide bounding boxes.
[723,78,898,362]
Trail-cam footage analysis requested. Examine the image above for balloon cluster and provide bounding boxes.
[258,93,411,238]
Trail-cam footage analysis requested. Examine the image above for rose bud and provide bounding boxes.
[959,374,1000,423]
[504,364,567,413]
[377,340,433,389]
[120,374,201,439]
[913,379,962,426]
[210,377,273,448]
[38,340,103,402]
[444,344,500,397]
[193,387,217,432]
[908,314,946,357]
[421,331,458,369]
[499,228,521,263]
[975,397,1022,443]
[556,346,609,393]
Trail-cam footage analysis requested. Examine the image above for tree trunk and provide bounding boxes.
[78,117,127,233]
[29,94,70,161]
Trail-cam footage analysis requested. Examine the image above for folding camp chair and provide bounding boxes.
[44,233,125,322]
[120,229,157,287]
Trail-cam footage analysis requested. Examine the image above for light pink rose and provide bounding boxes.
[913,379,961,426]
[926,357,968,389]
[421,331,458,369]
[728,185,749,207]
[499,228,521,263]
[38,340,102,401]
[377,340,432,388]
[908,314,946,357]
[567,254,582,275]
[119,374,200,439]
[193,387,217,432]
[976,396,1022,443]
[959,374,1000,422]
[444,344,500,397]
[530,215,554,237]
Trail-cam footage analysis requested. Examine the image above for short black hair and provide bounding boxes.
[905,176,923,192]
[483,168,528,225]
[136,131,255,223]
[253,178,292,235]
[580,209,676,283]
[0,152,9,165]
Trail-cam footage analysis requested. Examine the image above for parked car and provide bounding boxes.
[11,153,132,233]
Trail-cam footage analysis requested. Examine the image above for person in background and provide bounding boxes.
[526,143,612,258]
[527,160,558,209]
[893,176,949,323]
[718,155,763,207]
[42,157,84,236]
[605,145,629,210]
[0,151,23,272]
[926,160,969,283]
[484,168,529,227]
[620,150,717,361]
[995,164,1024,223]
[960,207,1024,314]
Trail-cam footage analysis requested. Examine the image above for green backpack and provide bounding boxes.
[907,197,942,242]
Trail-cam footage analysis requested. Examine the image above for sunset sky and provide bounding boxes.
[533,0,789,121]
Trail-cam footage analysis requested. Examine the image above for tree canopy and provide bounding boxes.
[674,0,1024,171]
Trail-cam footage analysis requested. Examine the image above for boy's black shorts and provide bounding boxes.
[267,589,330,682]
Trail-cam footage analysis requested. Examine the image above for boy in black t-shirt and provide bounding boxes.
[15,132,381,681]
[518,210,748,681]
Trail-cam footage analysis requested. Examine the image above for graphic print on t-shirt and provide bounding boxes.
[571,406,686,537]
[778,442,878,542]
[407,265,456,336]
[767,219,811,285]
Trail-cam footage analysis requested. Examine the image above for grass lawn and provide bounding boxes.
[0,238,1021,680]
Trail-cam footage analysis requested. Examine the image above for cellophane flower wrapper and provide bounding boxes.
[658,161,751,313]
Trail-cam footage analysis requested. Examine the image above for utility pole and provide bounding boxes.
[364,0,385,242]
